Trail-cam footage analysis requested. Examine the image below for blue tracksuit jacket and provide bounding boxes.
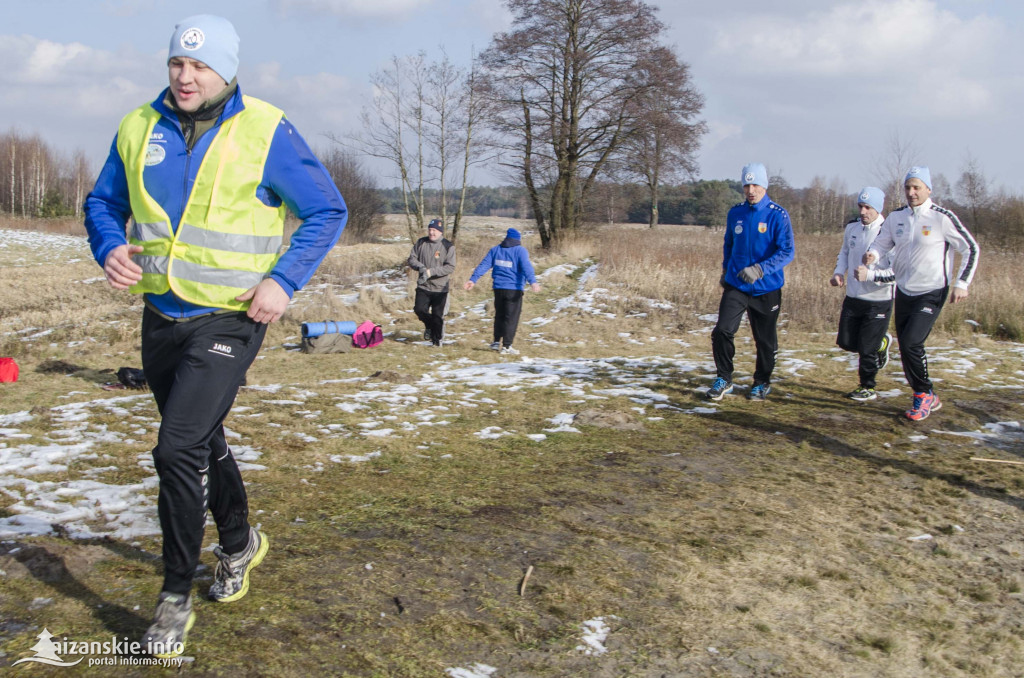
[84,86,347,318]
[469,240,537,290]
[722,194,795,295]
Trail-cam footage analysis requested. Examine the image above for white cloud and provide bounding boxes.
[272,0,433,20]
[713,0,1000,77]
[246,62,363,141]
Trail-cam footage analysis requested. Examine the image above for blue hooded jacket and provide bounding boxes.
[469,233,537,291]
[722,194,795,295]
[84,86,347,318]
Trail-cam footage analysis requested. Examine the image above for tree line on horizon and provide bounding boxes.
[2,0,1022,248]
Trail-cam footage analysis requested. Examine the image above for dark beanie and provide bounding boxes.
[428,218,444,233]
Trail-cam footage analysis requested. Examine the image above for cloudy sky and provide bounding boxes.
[3,0,1022,195]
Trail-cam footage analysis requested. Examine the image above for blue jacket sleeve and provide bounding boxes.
[519,248,537,284]
[83,135,131,269]
[758,211,795,276]
[722,209,735,270]
[470,247,496,283]
[263,119,347,296]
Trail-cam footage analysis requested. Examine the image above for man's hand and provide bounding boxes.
[951,287,969,304]
[530,282,541,293]
[853,265,871,282]
[463,280,475,291]
[738,264,763,284]
[103,244,144,290]
[236,278,289,324]
[862,251,878,266]
[830,274,844,287]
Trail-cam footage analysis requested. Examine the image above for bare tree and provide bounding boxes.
[872,131,920,212]
[318,146,385,244]
[339,54,427,244]
[480,0,696,247]
[620,46,705,228]
[956,153,990,238]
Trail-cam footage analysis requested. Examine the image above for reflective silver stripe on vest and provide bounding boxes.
[170,259,267,290]
[131,221,170,242]
[136,255,169,275]
[176,222,282,256]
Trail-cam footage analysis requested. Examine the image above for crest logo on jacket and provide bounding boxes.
[734,224,743,234]
[180,27,205,50]
[145,144,166,166]
[758,222,767,234]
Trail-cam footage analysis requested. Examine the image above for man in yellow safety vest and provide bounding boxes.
[83,14,347,657]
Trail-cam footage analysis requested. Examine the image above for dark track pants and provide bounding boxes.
[893,287,947,394]
[141,307,266,595]
[836,296,893,390]
[711,285,782,385]
[493,288,524,348]
[414,288,448,342]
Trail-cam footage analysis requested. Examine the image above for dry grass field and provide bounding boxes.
[1,214,1023,677]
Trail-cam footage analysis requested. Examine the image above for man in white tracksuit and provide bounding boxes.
[862,166,979,421]
[830,186,894,401]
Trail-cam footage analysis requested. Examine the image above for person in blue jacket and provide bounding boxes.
[464,228,541,355]
[83,15,346,657]
[706,163,795,401]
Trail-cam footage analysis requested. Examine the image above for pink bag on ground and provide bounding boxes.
[351,321,384,349]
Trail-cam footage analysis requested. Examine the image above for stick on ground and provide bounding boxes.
[970,457,1024,466]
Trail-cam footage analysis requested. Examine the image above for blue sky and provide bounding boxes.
[3,0,1022,196]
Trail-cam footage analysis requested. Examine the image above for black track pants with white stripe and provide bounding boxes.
[142,307,266,595]
[893,287,947,394]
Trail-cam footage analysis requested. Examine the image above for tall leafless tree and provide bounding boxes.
[620,46,705,228]
[480,0,699,247]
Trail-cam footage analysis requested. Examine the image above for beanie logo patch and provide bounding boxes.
[744,172,754,183]
[180,27,205,51]
[859,192,869,202]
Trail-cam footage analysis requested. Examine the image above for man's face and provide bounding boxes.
[168,57,228,112]
[859,204,880,225]
[427,227,443,242]
[904,178,931,208]
[744,184,766,204]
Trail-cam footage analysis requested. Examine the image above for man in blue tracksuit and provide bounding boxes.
[464,228,541,355]
[83,15,346,657]
[707,163,795,401]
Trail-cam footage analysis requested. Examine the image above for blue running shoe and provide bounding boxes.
[706,378,733,401]
[747,383,772,401]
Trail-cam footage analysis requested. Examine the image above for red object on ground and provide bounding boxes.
[0,358,18,383]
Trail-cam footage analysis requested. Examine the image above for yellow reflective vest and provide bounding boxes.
[116,96,286,311]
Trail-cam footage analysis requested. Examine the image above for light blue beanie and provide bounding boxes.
[168,15,239,83]
[904,166,932,190]
[856,186,885,213]
[741,163,768,188]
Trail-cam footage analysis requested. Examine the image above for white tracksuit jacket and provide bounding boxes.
[833,215,894,302]
[866,198,979,296]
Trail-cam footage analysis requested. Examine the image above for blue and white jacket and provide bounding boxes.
[84,86,347,318]
[469,238,537,291]
[722,194,795,295]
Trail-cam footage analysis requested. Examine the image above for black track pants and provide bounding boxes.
[711,285,782,385]
[142,308,266,595]
[493,289,524,348]
[893,287,947,394]
[836,296,893,390]
[414,288,448,342]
